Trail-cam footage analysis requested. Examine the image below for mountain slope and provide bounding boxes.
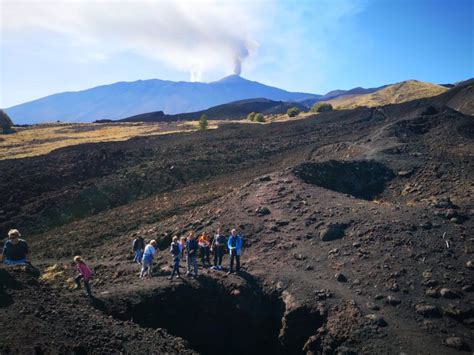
[104,98,307,123]
[442,79,474,115]
[323,80,448,109]
[299,85,386,108]
[4,75,320,124]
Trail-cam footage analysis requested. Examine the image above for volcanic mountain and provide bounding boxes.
[4,75,320,124]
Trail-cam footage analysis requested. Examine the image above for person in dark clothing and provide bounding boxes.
[227,229,243,274]
[2,229,29,265]
[186,232,199,277]
[169,236,182,280]
[132,234,145,264]
[211,228,226,270]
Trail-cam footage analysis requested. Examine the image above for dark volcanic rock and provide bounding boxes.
[415,304,441,318]
[320,224,346,242]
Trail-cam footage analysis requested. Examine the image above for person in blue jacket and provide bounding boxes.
[227,229,243,274]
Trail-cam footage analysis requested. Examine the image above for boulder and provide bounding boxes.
[439,288,460,299]
[365,314,387,327]
[320,224,345,242]
[444,337,467,351]
[256,206,271,216]
[386,295,401,306]
[415,304,441,318]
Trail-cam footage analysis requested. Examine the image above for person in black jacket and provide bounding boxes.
[169,236,182,280]
[186,231,199,277]
[211,228,226,270]
[132,233,145,264]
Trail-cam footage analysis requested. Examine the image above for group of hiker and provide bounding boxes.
[2,226,244,298]
[133,228,243,280]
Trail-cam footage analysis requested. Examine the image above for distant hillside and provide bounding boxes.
[99,98,307,123]
[4,75,320,124]
[300,85,385,108]
[436,78,474,116]
[323,80,449,109]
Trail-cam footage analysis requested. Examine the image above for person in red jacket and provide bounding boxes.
[74,256,93,296]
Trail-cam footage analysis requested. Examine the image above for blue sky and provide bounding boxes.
[1,0,473,108]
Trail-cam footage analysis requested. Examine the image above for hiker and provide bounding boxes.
[140,240,157,278]
[132,233,145,264]
[198,232,211,267]
[168,236,182,280]
[211,228,226,270]
[186,232,199,277]
[180,236,187,262]
[2,229,29,265]
[227,229,243,274]
[74,256,93,296]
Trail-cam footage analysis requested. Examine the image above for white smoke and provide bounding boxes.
[233,43,250,76]
[1,0,262,80]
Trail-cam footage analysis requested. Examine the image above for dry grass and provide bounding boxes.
[0,122,208,160]
[324,80,448,109]
[0,116,286,161]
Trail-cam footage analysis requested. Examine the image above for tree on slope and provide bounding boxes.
[199,114,208,130]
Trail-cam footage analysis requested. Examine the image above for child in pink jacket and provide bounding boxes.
[74,256,92,296]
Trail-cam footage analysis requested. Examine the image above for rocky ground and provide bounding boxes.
[0,82,473,354]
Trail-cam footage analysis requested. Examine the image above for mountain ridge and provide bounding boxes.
[5,75,320,124]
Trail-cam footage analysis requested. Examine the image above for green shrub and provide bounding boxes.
[247,112,256,122]
[198,114,208,130]
[311,102,333,113]
[287,107,301,117]
[254,113,265,122]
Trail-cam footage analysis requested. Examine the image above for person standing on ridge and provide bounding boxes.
[198,232,211,267]
[140,240,157,278]
[180,236,187,263]
[132,233,145,264]
[169,236,182,280]
[211,228,226,270]
[186,232,199,277]
[227,229,243,274]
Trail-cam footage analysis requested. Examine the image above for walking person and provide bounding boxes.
[227,229,243,274]
[211,228,226,270]
[168,236,182,280]
[186,232,199,277]
[140,240,157,278]
[1,229,29,265]
[74,256,93,297]
[132,233,145,264]
[198,232,211,267]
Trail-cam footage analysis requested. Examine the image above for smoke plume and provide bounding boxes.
[2,0,261,80]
